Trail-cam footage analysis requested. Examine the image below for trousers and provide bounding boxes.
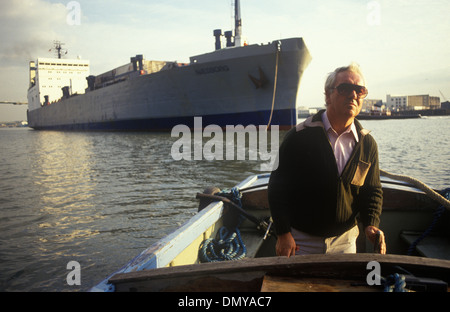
[291,225,359,255]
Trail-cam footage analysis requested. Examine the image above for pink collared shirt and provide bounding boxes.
[322,112,359,175]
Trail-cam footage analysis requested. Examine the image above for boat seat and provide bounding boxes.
[400,231,450,260]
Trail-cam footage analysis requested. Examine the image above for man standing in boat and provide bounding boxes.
[268,63,386,256]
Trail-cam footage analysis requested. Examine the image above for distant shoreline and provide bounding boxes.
[0,121,28,128]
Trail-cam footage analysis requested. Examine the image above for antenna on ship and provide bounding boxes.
[49,40,68,59]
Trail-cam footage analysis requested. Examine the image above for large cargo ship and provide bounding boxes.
[27,1,311,131]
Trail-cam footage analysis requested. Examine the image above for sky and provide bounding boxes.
[1,0,449,121]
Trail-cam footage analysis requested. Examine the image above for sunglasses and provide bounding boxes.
[332,83,368,98]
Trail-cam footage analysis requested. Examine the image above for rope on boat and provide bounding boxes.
[407,199,447,256]
[383,273,407,292]
[266,41,281,131]
[406,188,450,256]
[198,187,247,263]
[380,169,450,211]
[199,226,247,263]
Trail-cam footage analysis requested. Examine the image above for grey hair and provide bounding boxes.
[324,62,366,105]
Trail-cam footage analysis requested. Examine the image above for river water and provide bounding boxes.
[0,116,449,291]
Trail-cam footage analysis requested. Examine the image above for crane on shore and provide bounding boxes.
[439,90,447,102]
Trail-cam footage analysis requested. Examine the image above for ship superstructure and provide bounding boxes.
[28,57,90,110]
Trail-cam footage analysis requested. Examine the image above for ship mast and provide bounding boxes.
[213,0,244,50]
[50,41,68,59]
[234,0,242,47]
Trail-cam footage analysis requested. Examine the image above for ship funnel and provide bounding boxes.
[213,29,222,50]
[224,31,233,47]
[86,75,96,91]
[62,86,70,99]
[213,0,244,49]
[136,55,143,71]
[131,55,144,71]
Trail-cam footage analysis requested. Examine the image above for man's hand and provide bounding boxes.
[365,226,386,254]
[276,232,299,257]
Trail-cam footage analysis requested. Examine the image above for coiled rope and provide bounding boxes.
[199,226,247,263]
[384,273,407,292]
[198,187,247,263]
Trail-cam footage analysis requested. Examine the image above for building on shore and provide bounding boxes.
[362,99,384,113]
[386,94,440,111]
[298,94,448,120]
[0,121,28,128]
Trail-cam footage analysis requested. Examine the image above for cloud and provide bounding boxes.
[0,0,68,65]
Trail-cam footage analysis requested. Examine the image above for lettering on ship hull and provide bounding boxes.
[195,65,230,75]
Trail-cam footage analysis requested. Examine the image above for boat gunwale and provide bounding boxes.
[108,253,450,291]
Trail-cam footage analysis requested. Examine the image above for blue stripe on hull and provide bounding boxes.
[29,108,297,131]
